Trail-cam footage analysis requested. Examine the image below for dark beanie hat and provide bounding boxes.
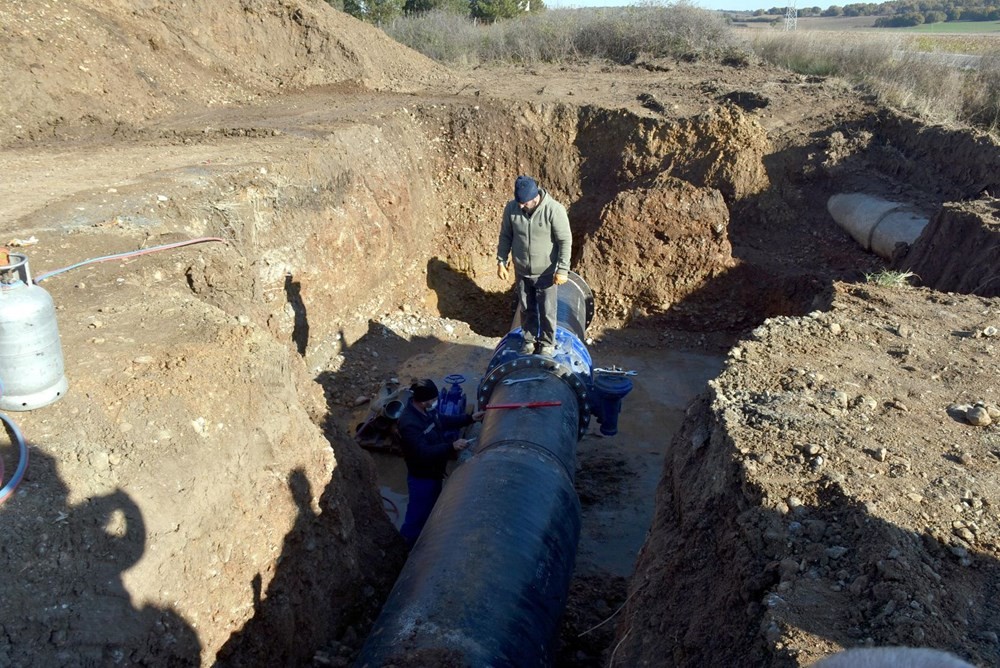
[514,175,539,204]
[411,378,439,402]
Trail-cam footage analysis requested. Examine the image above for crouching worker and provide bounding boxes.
[397,378,485,548]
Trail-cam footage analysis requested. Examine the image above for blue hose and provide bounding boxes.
[0,411,28,505]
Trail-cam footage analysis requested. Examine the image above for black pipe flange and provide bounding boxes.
[477,355,591,439]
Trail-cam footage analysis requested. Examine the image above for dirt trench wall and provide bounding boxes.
[415,101,583,276]
[3,271,379,666]
[1,107,455,665]
[183,112,445,373]
[872,111,1000,202]
[903,200,1000,298]
[576,174,734,325]
[424,101,769,331]
[617,285,1000,667]
[622,103,771,204]
[165,112,463,663]
[614,393,769,666]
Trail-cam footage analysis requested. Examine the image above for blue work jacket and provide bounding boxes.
[397,399,473,480]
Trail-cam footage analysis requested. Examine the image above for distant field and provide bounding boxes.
[732,15,1000,34]
[901,19,1000,33]
[731,16,877,30]
[793,16,879,30]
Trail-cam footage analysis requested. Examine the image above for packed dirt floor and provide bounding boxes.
[1,1,999,667]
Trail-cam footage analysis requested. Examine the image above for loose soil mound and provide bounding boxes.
[578,174,734,326]
[0,0,451,146]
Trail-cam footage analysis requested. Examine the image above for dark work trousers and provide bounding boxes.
[400,475,443,548]
[518,274,558,347]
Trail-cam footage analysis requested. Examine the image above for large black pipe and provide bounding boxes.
[357,375,581,666]
[357,272,597,666]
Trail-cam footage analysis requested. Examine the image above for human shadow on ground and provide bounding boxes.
[0,446,200,666]
[285,272,309,357]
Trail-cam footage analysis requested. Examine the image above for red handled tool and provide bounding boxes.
[485,401,562,410]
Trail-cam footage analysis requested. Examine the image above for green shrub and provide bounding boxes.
[864,270,916,287]
[404,0,470,15]
[471,0,526,22]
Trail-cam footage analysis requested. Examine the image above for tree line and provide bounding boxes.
[325,0,544,25]
[750,0,1000,26]
[326,0,998,28]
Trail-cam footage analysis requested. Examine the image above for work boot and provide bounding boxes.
[538,344,556,357]
[520,339,536,355]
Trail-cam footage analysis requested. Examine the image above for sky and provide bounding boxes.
[548,0,774,12]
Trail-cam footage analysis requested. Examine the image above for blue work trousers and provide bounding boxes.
[400,475,443,548]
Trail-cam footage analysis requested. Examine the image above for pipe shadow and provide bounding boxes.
[0,446,201,665]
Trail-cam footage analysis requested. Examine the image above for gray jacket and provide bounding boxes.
[496,189,572,279]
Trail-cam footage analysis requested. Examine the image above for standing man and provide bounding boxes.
[397,378,484,548]
[496,175,573,357]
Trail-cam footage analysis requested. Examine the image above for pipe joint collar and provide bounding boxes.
[477,356,592,438]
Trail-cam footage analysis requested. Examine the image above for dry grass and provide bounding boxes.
[741,29,1000,136]
[906,33,1000,55]
[384,7,999,137]
[385,4,734,67]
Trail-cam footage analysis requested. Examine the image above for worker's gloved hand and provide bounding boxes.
[471,410,485,421]
[497,263,509,281]
[553,273,568,285]
[453,438,470,451]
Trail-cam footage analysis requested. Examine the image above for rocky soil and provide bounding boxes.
[619,285,1000,666]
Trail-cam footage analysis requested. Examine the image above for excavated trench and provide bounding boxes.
[145,95,852,667]
[262,99,1000,667]
[201,97,880,666]
[7,90,999,668]
[6,4,1000,667]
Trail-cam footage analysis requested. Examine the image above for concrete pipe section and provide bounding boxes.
[827,193,929,260]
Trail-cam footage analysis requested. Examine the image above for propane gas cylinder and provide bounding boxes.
[0,253,69,410]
